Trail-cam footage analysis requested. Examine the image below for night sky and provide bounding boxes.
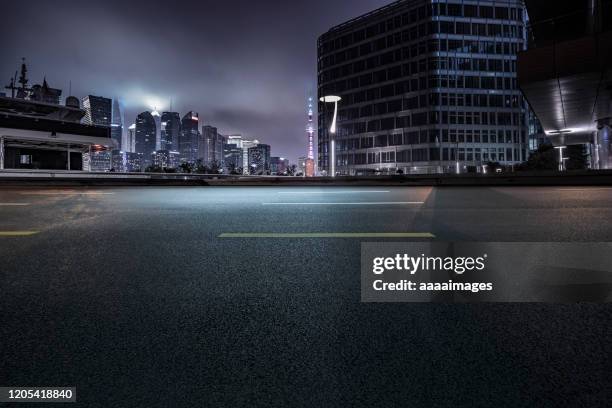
[1,0,390,162]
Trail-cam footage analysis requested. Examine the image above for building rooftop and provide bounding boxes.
[0,95,85,122]
[0,113,111,138]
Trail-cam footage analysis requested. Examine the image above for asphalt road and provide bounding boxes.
[1,186,611,407]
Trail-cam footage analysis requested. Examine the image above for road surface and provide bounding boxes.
[1,186,611,407]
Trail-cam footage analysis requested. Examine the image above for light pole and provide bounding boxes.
[555,146,567,171]
[455,140,460,175]
[320,95,341,177]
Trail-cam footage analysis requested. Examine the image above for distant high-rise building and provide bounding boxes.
[298,156,307,175]
[126,123,136,152]
[135,111,157,164]
[270,156,289,175]
[161,112,180,151]
[110,98,123,150]
[152,149,180,169]
[201,125,217,164]
[152,110,162,151]
[201,125,226,165]
[223,143,243,174]
[225,134,261,174]
[248,144,271,175]
[85,150,112,172]
[112,151,142,172]
[241,139,259,175]
[179,111,200,163]
[226,134,243,148]
[82,95,112,127]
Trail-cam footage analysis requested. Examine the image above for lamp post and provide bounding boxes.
[320,95,341,177]
[455,140,460,175]
[555,146,567,171]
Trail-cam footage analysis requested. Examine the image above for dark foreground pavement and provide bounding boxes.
[1,186,611,407]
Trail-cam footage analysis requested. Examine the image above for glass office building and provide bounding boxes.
[317,0,529,175]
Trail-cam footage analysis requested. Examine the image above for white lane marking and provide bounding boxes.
[262,202,424,205]
[556,188,612,191]
[19,191,115,195]
[0,203,31,206]
[277,191,390,194]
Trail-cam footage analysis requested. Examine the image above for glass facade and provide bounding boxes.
[161,112,181,152]
[135,111,157,164]
[82,95,112,127]
[317,0,529,175]
[248,144,271,175]
[179,111,200,164]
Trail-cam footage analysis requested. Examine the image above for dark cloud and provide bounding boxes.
[1,0,390,162]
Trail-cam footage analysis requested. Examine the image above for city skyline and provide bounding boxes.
[0,0,392,163]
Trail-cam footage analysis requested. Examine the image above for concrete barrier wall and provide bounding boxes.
[1,169,612,187]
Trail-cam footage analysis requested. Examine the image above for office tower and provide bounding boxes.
[201,125,217,164]
[152,150,180,169]
[241,139,259,175]
[226,134,260,174]
[248,143,271,175]
[223,143,243,173]
[112,151,143,172]
[179,111,199,163]
[201,125,226,165]
[111,98,123,150]
[82,95,112,127]
[317,0,529,175]
[161,112,181,151]
[127,123,136,152]
[86,150,112,172]
[226,134,243,148]
[298,156,307,175]
[135,111,157,164]
[215,134,226,166]
[271,156,289,175]
[519,0,612,169]
[151,109,162,151]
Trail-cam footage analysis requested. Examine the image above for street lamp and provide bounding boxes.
[320,95,341,177]
[555,146,567,171]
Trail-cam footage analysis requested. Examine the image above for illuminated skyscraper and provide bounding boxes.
[152,109,161,151]
[161,112,180,151]
[82,95,112,127]
[127,123,136,152]
[248,144,271,175]
[135,111,157,164]
[111,98,123,150]
[201,125,225,165]
[179,111,200,163]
